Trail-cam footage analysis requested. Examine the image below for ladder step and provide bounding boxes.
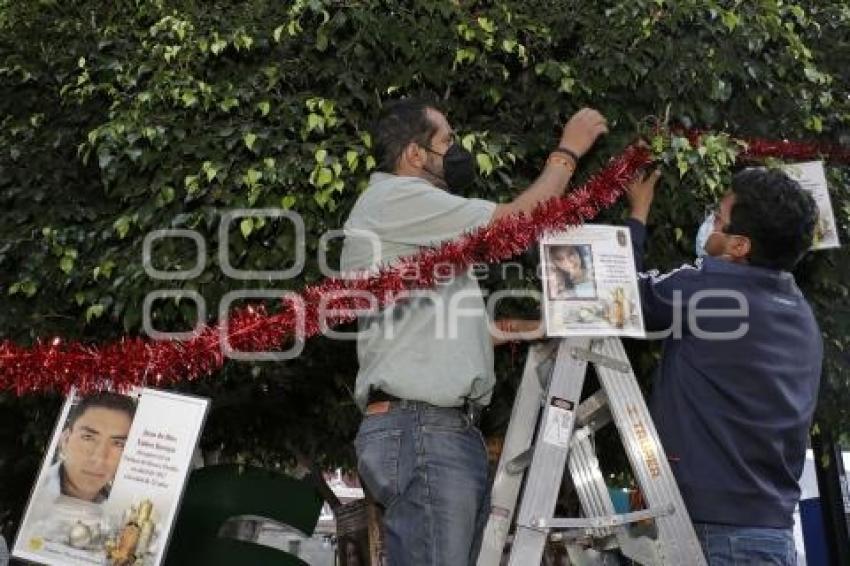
[535,504,675,531]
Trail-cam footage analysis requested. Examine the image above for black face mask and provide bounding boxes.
[423,143,477,191]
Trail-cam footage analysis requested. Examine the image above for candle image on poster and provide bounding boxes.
[782,160,841,251]
[541,224,646,338]
[13,388,208,566]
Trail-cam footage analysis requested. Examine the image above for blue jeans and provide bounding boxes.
[694,522,797,565]
[355,402,490,566]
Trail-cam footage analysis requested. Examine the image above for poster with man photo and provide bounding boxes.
[13,388,209,566]
[541,225,646,338]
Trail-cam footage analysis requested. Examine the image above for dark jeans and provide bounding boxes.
[355,402,490,566]
[694,522,797,565]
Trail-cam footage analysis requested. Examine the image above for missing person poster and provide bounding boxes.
[13,388,209,566]
[783,160,841,250]
[541,225,646,338]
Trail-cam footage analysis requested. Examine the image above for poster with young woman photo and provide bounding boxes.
[13,388,209,566]
[541,225,646,338]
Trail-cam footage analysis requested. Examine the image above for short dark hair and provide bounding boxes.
[65,392,137,430]
[372,99,439,173]
[726,168,818,270]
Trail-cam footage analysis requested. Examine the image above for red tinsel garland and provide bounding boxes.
[685,129,850,163]
[739,137,850,163]
[1,132,848,395]
[0,145,649,395]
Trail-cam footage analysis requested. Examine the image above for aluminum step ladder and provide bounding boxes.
[477,337,706,566]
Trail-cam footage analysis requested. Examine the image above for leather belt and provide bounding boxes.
[365,390,483,425]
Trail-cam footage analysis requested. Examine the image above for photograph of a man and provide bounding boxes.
[45,392,137,504]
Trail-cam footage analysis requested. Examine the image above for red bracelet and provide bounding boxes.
[547,152,576,172]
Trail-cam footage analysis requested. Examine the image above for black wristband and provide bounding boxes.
[553,146,580,164]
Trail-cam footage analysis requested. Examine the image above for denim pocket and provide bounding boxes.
[420,408,469,432]
[355,428,402,507]
[728,532,795,565]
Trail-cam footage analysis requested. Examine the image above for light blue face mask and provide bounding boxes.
[695,212,715,257]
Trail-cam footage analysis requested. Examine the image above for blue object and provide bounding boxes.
[800,498,829,566]
[608,487,630,514]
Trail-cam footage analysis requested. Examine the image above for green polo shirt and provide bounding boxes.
[341,172,497,410]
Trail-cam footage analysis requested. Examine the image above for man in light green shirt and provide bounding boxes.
[342,99,607,565]
[341,171,498,410]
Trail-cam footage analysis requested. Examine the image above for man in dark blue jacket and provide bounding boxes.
[625,168,821,565]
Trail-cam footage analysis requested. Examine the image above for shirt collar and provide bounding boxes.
[700,256,798,293]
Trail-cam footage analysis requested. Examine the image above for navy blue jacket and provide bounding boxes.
[628,219,822,528]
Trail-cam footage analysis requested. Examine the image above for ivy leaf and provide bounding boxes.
[59,255,75,274]
[346,150,358,170]
[677,156,689,177]
[211,38,227,54]
[721,11,739,32]
[315,167,333,188]
[244,168,262,187]
[461,134,475,152]
[316,28,329,52]
[243,132,257,151]
[114,216,131,239]
[477,17,495,33]
[307,113,323,132]
[240,218,254,238]
[181,91,197,107]
[476,153,494,176]
[184,174,200,194]
[220,97,239,112]
[202,161,220,182]
[86,304,105,322]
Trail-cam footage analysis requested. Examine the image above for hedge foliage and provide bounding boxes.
[1,0,849,533]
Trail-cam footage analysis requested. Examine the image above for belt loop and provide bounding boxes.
[464,399,483,427]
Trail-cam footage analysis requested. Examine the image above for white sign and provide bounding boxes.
[784,160,841,250]
[542,399,575,449]
[13,388,209,566]
[541,225,646,338]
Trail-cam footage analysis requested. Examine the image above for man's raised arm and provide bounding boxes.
[491,108,608,222]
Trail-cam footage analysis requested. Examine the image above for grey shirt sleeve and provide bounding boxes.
[375,181,497,246]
